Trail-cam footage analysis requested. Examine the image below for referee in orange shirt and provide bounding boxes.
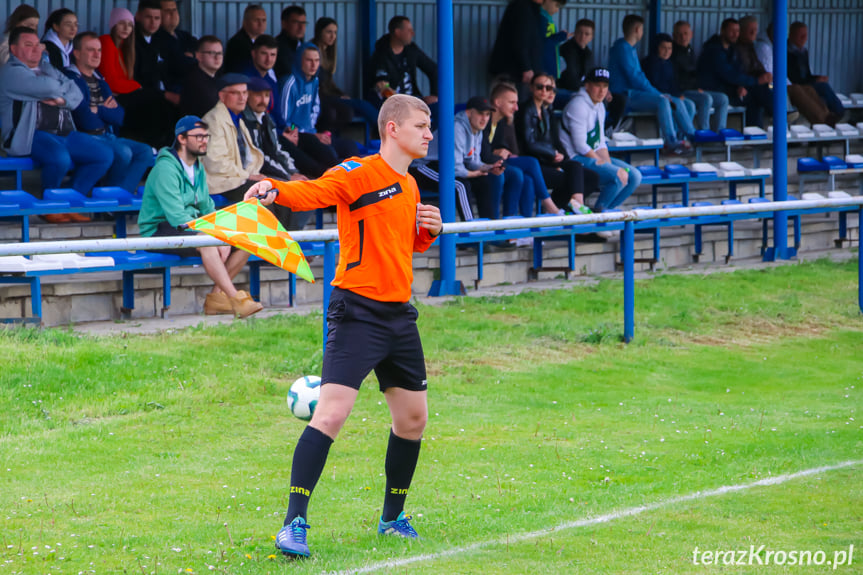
[246,94,443,558]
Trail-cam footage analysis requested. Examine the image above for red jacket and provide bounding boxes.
[98,35,141,95]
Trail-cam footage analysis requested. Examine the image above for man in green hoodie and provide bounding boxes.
[138,115,263,318]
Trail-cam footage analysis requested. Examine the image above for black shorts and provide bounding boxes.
[150,221,202,258]
[322,287,427,392]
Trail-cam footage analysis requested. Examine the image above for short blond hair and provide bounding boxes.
[378,94,431,141]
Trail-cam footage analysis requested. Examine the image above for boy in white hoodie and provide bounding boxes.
[561,67,641,212]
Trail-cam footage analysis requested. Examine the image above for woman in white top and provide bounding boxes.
[42,8,77,70]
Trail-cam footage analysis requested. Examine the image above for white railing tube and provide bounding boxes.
[0,197,860,257]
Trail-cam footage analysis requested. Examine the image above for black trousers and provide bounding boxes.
[540,161,600,209]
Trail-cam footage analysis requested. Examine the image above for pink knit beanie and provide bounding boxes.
[109,8,134,31]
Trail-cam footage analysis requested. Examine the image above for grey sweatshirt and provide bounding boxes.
[0,54,83,156]
[421,110,484,178]
[561,87,607,159]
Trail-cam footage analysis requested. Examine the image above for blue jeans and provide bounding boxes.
[482,166,524,220]
[684,90,729,131]
[99,134,154,193]
[30,130,114,195]
[505,155,548,215]
[627,90,679,146]
[572,155,641,212]
[672,95,696,140]
[476,166,524,220]
[813,82,844,117]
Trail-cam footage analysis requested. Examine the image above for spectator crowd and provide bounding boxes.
[0,0,849,311]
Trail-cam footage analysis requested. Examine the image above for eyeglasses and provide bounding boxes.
[534,84,556,92]
[199,50,223,57]
[185,133,210,141]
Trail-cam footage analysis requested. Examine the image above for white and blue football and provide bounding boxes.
[287,375,321,421]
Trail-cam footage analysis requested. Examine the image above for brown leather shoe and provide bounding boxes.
[66,213,92,222]
[42,213,72,223]
[229,290,263,319]
[203,292,233,315]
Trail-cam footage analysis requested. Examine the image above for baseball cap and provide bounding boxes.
[246,76,271,92]
[466,96,495,112]
[584,67,611,84]
[216,73,249,91]
[174,115,205,137]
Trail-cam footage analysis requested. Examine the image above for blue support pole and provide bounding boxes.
[122,271,134,311]
[764,0,797,261]
[859,208,862,315]
[163,268,172,310]
[648,0,662,49]
[427,0,464,296]
[322,241,337,356]
[622,221,635,342]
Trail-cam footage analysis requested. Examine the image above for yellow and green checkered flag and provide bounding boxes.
[186,199,314,283]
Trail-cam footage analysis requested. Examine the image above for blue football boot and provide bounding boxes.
[275,516,311,558]
[377,511,419,538]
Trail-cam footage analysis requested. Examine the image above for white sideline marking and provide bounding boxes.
[335,459,862,574]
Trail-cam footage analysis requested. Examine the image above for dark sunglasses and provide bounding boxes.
[534,84,556,92]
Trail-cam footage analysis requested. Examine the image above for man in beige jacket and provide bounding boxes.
[201,73,266,202]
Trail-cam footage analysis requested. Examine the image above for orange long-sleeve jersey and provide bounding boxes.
[266,154,437,303]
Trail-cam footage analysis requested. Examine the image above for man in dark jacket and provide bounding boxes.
[134,0,176,101]
[670,20,728,130]
[368,16,438,109]
[180,35,222,117]
[697,18,772,127]
[67,31,154,194]
[130,0,180,148]
[787,21,844,121]
[558,19,595,91]
[273,5,305,79]
[737,17,770,83]
[641,33,697,141]
[489,0,544,100]
[241,35,280,114]
[155,0,197,93]
[224,4,268,73]
[559,18,625,131]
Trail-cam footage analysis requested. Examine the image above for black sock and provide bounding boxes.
[284,426,333,525]
[381,429,422,522]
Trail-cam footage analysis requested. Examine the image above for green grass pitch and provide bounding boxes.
[1,257,861,574]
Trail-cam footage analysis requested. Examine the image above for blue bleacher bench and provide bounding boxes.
[636,164,770,207]
[0,241,326,324]
[797,156,863,195]
[0,156,37,189]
